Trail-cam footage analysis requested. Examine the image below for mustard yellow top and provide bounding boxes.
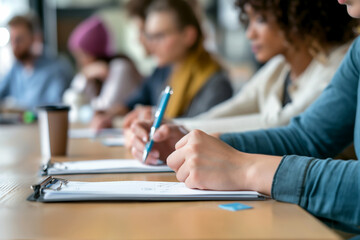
[165,43,221,118]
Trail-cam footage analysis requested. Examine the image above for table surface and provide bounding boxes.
[0,124,342,239]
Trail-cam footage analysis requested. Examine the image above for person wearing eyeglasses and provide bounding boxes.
[91,0,233,130]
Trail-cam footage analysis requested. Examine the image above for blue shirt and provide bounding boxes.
[220,37,360,234]
[0,55,73,110]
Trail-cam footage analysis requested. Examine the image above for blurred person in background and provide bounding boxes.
[127,0,357,159]
[63,16,142,122]
[91,0,233,130]
[183,0,357,132]
[125,0,218,59]
[126,0,357,137]
[0,14,73,111]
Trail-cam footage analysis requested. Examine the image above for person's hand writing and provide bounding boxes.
[129,120,188,164]
[167,130,282,195]
[123,106,153,129]
[167,129,249,190]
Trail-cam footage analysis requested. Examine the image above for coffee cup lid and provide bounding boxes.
[37,105,71,111]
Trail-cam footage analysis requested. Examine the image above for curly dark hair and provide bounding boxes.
[236,0,358,53]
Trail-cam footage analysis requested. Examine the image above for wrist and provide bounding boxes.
[210,132,221,138]
[237,152,258,191]
[241,153,282,195]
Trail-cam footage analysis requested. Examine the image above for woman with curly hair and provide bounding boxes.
[128,0,360,236]
[174,0,358,133]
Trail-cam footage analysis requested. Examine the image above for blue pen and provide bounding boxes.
[142,86,173,163]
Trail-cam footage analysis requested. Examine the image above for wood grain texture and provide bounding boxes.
[0,125,341,239]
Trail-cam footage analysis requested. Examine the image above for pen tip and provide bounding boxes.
[142,150,148,163]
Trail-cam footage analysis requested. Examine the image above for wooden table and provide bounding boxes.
[0,124,342,239]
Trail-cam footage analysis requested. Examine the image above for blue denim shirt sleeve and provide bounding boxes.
[271,156,313,204]
[272,156,360,234]
[219,36,360,235]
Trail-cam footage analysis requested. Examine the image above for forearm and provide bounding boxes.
[220,114,353,158]
[220,123,314,157]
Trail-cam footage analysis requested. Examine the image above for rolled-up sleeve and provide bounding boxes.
[271,155,314,204]
[272,155,360,234]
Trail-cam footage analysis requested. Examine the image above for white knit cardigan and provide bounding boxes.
[176,42,351,133]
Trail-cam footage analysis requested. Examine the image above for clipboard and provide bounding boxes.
[41,159,174,176]
[28,177,269,202]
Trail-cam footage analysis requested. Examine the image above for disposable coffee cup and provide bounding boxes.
[37,105,70,158]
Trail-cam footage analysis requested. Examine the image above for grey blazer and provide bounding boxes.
[182,71,233,117]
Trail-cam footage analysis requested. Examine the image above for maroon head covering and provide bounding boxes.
[68,16,115,58]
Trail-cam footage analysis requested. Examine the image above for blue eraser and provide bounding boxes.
[219,203,253,211]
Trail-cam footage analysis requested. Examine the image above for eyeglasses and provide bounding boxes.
[144,28,179,43]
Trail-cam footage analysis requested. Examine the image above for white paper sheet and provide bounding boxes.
[47,159,172,175]
[42,180,266,201]
[68,128,123,139]
[101,137,125,147]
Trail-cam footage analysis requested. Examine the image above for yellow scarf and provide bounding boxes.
[165,43,221,118]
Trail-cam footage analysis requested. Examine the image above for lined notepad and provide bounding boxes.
[46,159,173,175]
[40,180,267,202]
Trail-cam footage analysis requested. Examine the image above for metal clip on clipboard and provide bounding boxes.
[40,157,53,176]
[41,163,52,176]
[41,158,71,176]
[30,176,68,199]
